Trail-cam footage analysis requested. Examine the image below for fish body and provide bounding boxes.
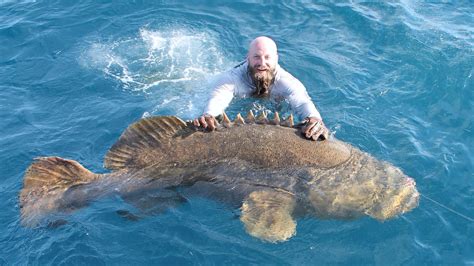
[20,114,419,242]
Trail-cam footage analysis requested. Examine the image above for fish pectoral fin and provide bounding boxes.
[240,190,297,242]
[122,188,187,215]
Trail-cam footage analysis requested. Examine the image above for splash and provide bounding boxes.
[82,28,229,92]
[81,28,234,118]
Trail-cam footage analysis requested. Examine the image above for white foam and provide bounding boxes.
[82,28,230,89]
[81,27,234,117]
[140,29,167,51]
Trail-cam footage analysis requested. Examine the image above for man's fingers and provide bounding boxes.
[301,117,329,141]
[303,120,314,135]
[199,116,207,128]
[311,126,325,141]
[305,121,321,138]
[311,126,330,141]
[193,115,218,131]
[206,116,216,131]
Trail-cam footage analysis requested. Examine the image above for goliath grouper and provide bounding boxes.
[20,111,419,242]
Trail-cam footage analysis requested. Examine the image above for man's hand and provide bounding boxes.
[302,117,329,141]
[193,115,217,131]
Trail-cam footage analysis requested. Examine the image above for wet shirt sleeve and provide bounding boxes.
[283,77,322,120]
[203,72,236,117]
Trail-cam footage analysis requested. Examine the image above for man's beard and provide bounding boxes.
[248,66,275,98]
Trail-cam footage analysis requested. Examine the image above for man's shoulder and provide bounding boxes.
[274,66,305,89]
[210,61,250,92]
[216,62,245,82]
[230,60,249,77]
[230,60,253,87]
[233,60,247,69]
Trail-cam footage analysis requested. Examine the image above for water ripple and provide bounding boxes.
[1,1,473,264]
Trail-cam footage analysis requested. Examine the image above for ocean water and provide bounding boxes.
[0,1,473,265]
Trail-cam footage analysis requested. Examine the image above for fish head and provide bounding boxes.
[307,155,419,220]
[363,161,419,220]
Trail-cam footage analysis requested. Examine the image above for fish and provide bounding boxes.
[19,111,419,242]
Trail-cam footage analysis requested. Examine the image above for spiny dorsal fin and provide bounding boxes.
[280,114,294,127]
[222,112,232,128]
[246,110,255,123]
[234,113,245,125]
[104,116,188,170]
[272,112,280,125]
[256,111,268,124]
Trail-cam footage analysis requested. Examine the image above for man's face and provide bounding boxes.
[247,44,278,79]
[247,40,278,97]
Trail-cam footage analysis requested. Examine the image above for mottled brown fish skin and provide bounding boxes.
[123,123,352,170]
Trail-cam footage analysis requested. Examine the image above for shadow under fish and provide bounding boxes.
[19,112,419,242]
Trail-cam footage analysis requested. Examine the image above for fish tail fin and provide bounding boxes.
[20,157,99,227]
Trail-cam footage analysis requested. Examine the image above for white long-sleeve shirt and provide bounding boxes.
[203,61,322,120]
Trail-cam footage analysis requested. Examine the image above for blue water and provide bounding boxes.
[1,1,473,265]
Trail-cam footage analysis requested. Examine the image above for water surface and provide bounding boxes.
[0,1,473,265]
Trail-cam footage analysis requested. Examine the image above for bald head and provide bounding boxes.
[248,36,278,55]
[247,36,279,74]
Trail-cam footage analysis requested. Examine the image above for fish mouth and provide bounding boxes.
[406,190,420,211]
[405,177,416,187]
[399,177,420,213]
[365,175,420,220]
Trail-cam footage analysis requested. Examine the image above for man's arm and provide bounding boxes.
[194,73,235,131]
[284,79,329,140]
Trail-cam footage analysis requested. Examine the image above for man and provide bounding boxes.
[193,36,329,140]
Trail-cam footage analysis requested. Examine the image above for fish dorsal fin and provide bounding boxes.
[104,116,188,170]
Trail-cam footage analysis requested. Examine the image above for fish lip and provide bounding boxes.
[406,189,420,210]
[404,177,420,210]
[405,177,416,187]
